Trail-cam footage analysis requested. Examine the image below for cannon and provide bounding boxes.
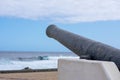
[46,24,120,70]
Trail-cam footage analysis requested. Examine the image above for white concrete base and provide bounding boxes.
[58,59,120,80]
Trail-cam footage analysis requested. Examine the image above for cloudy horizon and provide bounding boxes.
[0,0,120,51]
[0,0,120,23]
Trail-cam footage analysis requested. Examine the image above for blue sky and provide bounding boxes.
[0,17,120,52]
[0,0,120,52]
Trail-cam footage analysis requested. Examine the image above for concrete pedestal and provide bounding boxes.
[58,59,120,80]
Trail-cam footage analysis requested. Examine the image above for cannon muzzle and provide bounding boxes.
[46,24,120,70]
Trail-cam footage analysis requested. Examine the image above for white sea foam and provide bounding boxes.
[0,56,79,70]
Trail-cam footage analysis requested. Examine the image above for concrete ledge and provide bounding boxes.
[0,68,57,74]
[58,59,120,80]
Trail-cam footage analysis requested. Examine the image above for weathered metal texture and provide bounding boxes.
[46,24,120,70]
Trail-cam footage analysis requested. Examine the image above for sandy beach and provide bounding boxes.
[0,71,57,80]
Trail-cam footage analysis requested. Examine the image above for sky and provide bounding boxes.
[0,0,120,52]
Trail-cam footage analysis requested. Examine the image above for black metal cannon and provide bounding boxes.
[46,24,120,70]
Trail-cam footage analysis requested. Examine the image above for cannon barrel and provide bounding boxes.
[46,24,120,70]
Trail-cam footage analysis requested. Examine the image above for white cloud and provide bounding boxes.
[0,0,120,23]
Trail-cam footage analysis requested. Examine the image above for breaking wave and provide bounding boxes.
[0,56,79,70]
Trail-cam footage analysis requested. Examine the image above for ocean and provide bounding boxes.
[0,52,79,71]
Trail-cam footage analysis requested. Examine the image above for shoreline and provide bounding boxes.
[0,71,57,80]
[0,68,57,74]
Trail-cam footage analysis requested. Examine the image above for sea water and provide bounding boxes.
[0,52,79,70]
